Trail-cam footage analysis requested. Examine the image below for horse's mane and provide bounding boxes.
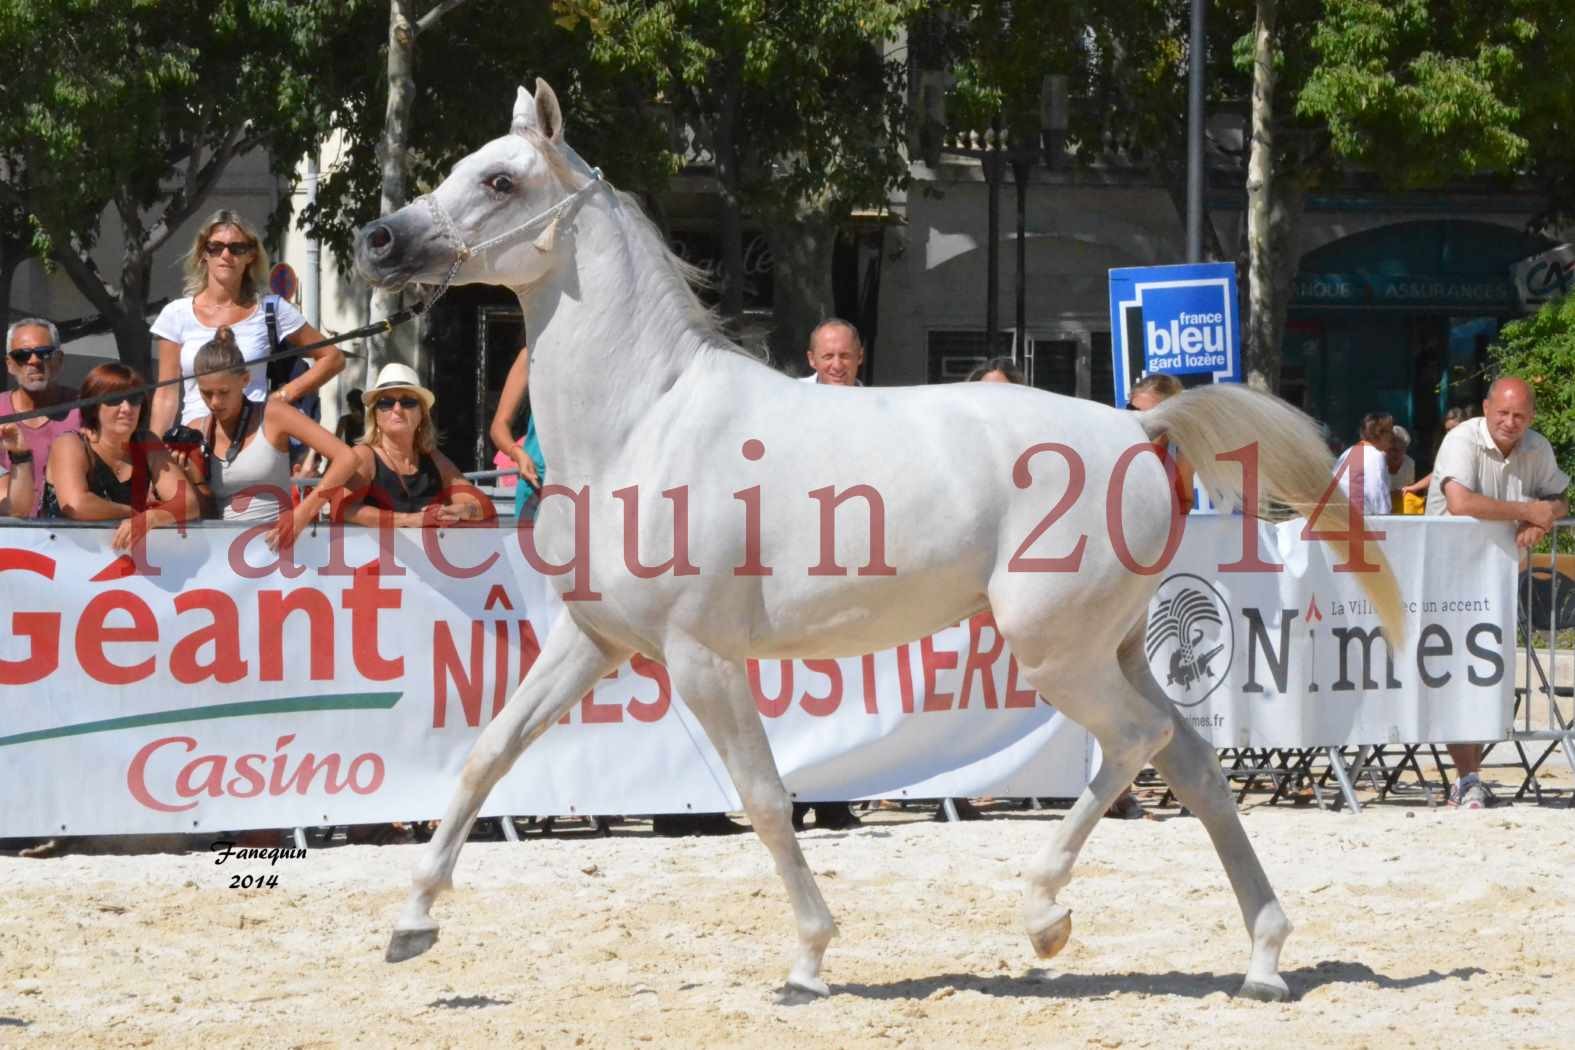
[529,131,764,364]
[604,187,768,364]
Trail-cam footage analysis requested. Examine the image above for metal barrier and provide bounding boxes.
[1511,518,1575,803]
[290,466,526,519]
[1164,518,1575,814]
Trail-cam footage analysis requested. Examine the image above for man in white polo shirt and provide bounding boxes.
[1426,376,1570,808]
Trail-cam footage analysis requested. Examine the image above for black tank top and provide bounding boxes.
[41,432,153,517]
[364,448,444,513]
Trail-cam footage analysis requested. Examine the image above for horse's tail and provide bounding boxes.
[1137,383,1405,648]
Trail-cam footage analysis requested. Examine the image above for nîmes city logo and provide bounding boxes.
[1145,574,1234,708]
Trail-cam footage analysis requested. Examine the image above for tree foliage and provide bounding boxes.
[565,0,919,219]
[1491,294,1575,478]
[1295,0,1575,191]
[302,0,676,272]
[556,0,920,326]
[0,0,381,367]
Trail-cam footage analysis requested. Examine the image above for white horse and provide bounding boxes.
[354,79,1402,1002]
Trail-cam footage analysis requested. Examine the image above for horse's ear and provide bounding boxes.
[511,85,538,136]
[533,77,564,144]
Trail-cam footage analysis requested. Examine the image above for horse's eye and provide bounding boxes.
[485,174,514,194]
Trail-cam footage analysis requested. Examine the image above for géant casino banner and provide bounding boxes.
[0,516,1514,835]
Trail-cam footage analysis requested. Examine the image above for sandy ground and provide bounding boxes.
[4,783,1575,1050]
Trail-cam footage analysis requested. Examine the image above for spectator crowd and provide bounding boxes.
[5,231,1568,834]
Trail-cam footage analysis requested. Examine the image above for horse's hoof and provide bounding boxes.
[777,977,830,1005]
[1237,976,1291,1003]
[385,926,439,963]
[1026,905,1073,959]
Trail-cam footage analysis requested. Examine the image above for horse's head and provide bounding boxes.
[355,79,598,293]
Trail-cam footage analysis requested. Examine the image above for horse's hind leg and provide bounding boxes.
[1011,649,1175,963]
[387,615,626,962]
[664,639,837,999]
[1118,646,1293,1002]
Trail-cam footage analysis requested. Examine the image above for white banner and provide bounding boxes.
[0,516,1515,835]
[1150,515,1515,749]
[0,525,1091,836]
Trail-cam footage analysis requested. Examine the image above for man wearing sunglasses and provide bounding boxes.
[1,318,80,517]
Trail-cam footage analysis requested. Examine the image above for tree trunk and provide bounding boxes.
[367,0,420,381]
[763,208,837,368]
[0,239,20,334]
[116,251,154,376]
[1245,0,1281,393]
[713,61,746,324]
[48,242,135,367]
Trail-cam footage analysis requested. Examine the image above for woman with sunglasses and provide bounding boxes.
[342,363,487,527]
[42,363,199,551]
[1,318,80,517]
[149,210,344,436]
[175,326,360,549]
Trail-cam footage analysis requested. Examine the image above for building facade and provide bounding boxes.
[876,154,1566,467]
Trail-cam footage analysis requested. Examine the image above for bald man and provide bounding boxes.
[800,319,864,386]
[1425,377,1570,808]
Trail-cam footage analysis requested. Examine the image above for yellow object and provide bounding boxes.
[1401,491,1426,515]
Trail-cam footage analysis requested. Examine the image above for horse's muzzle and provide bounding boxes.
[354,221,403,286]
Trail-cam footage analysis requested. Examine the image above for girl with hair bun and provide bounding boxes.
[174,325,359,549]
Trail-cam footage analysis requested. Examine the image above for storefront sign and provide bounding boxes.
[1293,271,1518,309]
[1510,245,1575,311]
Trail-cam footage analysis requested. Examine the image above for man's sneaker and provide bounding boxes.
[1449,773,1496,810]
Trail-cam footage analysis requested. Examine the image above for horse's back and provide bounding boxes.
[561,358,1171,661]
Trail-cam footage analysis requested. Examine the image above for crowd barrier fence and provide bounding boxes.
[0,510,1566,839]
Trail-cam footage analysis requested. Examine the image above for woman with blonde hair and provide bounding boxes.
[150,209,343,435]
[340,363,488,527]
[174,326,361,548]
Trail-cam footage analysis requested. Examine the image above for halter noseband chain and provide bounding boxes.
[412,166,605,313]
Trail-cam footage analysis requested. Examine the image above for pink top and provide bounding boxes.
[0,390,81,517]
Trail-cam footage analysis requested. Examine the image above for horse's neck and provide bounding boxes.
[516,202,707,481]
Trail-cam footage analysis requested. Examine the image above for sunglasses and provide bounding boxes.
[8,346,59,365]
[374,396,423,412]
[101,393,147,408]
[204,240,256,257]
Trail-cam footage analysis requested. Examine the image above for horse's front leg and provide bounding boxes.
[665,639,838,1000]
[387,614,626,962]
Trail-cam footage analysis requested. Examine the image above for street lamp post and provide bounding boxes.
[1186,0,1207,262]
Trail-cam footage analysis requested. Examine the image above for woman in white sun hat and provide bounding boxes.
[341,363,489,527]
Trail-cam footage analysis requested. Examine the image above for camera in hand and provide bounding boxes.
[162,424,205,451]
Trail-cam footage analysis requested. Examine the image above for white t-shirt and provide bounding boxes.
[1388,453,1416,491]
[1333,442,1391,515]
[150,296,307,424]
[1425,416,1571,517]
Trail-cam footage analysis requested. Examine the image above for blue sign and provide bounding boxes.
[1108,262,1243,404]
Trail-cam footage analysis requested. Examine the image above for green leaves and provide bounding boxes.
[1493,293,1575,479]
[1295,0,1568,187]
